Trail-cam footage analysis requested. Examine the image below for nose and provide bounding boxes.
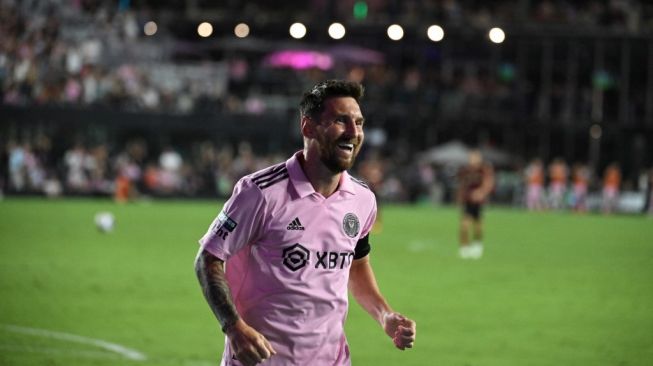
[343,119,359,139]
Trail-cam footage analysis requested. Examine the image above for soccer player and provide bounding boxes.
[457,149,494,259]
[195,80,416,366]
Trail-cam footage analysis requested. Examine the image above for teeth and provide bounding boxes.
[338,143,354,150]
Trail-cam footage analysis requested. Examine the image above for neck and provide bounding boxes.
[299,150,342,197]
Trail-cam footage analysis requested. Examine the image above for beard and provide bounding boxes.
[318,137,362,173]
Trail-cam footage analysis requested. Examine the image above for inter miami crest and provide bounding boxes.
[342,213,360,238]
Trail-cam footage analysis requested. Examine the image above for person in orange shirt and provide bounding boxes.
[547,158,568,210]
[571,163,590,213]
[602,163,621,214]
[114,174,131,203]
[525,159,545,211]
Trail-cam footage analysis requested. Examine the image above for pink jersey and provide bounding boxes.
[199,152,377,366]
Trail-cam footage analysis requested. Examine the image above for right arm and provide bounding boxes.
[194,249,240,332]
[194,249,276,365]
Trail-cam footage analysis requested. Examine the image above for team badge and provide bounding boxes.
[342,213,360,238]
[212,210,238,233]
[211,210,238,240]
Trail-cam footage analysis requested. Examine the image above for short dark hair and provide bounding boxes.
[299,80,364,120]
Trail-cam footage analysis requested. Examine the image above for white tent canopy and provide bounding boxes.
[420,141,513,166]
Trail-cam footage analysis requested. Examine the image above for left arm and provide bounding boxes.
[481,165,495,197]
[348,256,416,350]
[471,165,495,202]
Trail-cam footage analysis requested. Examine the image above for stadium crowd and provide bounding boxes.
[3,131,653,215]
[1,0,652,118]
[2,0,653,214]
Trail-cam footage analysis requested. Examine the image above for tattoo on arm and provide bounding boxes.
[195,250,240,333]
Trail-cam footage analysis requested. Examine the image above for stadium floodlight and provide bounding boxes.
[328,23,346,40]
[289,22,307,39]
[197,22,213,38]
[234,23,250,38]
[488,27,505,44]
[427,25,444,42]
[387,24,404,41]
[143,21,157,36]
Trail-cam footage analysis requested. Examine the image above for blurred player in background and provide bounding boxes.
[571,163,590,213]
[525,158,545,211]
[602,163,621,214]
[357,149,385,233]
[195,80,416,366]
[547,158,568,210]
[457,149,494,259]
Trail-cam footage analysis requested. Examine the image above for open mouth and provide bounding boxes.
[337,142,355,152]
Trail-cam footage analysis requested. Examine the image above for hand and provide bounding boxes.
[382,312,416,350]
[226,319,277,366]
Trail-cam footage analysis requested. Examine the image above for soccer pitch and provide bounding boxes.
[1,198,652,366]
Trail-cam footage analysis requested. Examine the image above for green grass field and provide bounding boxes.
[1,198,652,366]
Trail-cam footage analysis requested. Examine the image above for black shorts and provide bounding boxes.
[464,202,483,220]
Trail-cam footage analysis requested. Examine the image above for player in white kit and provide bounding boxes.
[195,80,416,365]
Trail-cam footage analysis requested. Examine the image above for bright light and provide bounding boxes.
[143,21,157,36]
[353,1,368,20]
[488,27,505,44]
[387,24,404,41]
[289,22,307,39]
[197,22,213,38]
[427,25,444,42]
[234,23,250,38]
[328,23,346,40]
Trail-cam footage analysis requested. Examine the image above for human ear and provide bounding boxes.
[301,116,316,139]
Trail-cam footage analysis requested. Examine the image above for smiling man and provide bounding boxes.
[195,80,416,366]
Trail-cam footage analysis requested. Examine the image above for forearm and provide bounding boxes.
[481,168,495,197]
[348,256,392,325]
[194,249,240,332]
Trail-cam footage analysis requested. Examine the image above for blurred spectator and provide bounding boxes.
[232,141,257,179]
[63,143,89,192]
[113,140,146,202]
[8,141,27,191]
[601,163,621,214]
[571,163,590,213]
[158,146,183,193]
[525,158,545,211]
[547,158,568,210]
[357,149,385,194]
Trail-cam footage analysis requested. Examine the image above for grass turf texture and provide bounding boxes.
[0,198,652,365]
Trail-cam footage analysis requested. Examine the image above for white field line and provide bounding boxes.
[1,324,147,361]
[0,344,122,360]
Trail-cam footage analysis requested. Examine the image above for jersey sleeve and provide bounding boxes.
[360,194,377,239]
[198,178,266,261]
[354,195,377,260]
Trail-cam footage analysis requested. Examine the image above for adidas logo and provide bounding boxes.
[286,217,305,231]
